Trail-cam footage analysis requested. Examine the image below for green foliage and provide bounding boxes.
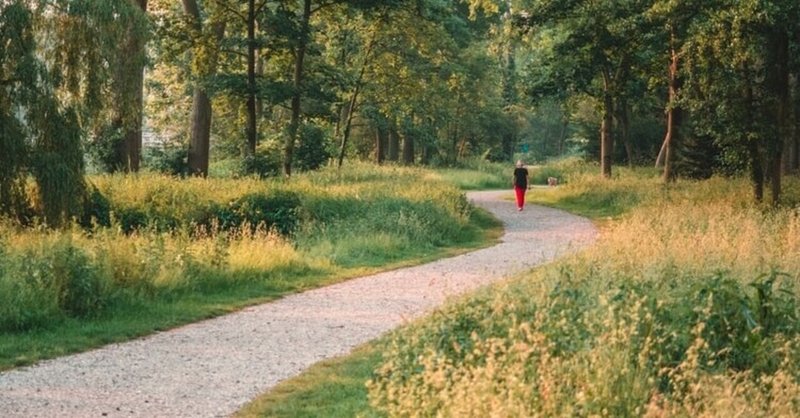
[85,125,124,173]
[29,106,87,227]
[239,146,283,179]
[294,123,331,171]
[143,145,189,176]
[79,184,111,228]
[0,236,109,332]
[212,191,301,236]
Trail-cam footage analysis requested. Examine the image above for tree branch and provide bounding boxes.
[220,48,248,58]
[310,0,341,15]
[254,0,270,16]
[213,0,246,22]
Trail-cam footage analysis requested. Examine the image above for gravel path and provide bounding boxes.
[0,190,597,418]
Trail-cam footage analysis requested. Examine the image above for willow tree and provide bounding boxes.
[0,1,87,226]
[0,1,35,221]
[44,0,150,173]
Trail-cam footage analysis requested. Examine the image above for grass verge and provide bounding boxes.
[0,164,502,371]
[243,162,800,418]
[235,341,387,418]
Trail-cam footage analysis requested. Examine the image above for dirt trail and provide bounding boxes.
[0,190,597,417]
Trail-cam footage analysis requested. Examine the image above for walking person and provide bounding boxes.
[512,160,529,211]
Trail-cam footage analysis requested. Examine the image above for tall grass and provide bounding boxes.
[368,167,800,417]
[0,164,496,369]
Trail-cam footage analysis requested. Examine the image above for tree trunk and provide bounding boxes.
[743,63,764,202]
[600,71,614,178]
[245,0,257,156]
[187,91,212,176]
[337,33,376,168]
[183,0,224,177]
[768,30,789,205]
[402,129,414,165]
[387,120,399,161]
[660,32,681,182]
[375,125,386,164]
[558,116,568,156]
[617,98,633,167]
[113,0,147,173]
[284,0,312,177]
[788,74,800,173]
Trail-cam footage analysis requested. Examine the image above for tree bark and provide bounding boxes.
[558,116,568,156]
[402,128,414,165]
[387,120,399,161]
[113,0,147,173]
[788,74,800,173]
[375,125,386,164]
[660,30,681,182]
[600,71,614,178]
[617,98,633,167]
[245,0,257,156]
[743,62,764,202]
[183,0,224,177]
[337,34,375,168]
[284,0,312,177]
[768,30,789,205]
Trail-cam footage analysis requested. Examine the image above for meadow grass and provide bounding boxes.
[235,341,387,418]
[243,161,800,417]
[367,168,800,417]
[0,163,502,370]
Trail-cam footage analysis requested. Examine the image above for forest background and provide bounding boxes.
[3,0,799,226]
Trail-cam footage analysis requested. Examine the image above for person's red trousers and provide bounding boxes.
[514,185,526,209]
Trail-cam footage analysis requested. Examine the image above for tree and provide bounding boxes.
[182,0,226,176]
[682,0,800,203]
[0,1,89,226]
[113,0,149,173]
[516,0,652,178]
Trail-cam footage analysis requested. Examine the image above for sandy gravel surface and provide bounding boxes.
[0,190,597,418]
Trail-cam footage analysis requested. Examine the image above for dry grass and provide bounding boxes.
[368,169,800,417]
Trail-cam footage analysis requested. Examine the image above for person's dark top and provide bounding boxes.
[513,167,528,188]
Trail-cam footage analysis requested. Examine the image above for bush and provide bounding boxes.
[143,145,188,176]
[48,239,108,317]
[295,123,331,171]
[239,149,281,179]
[368,270,800,417]
[80,184,111,228]
[210,190,301,236]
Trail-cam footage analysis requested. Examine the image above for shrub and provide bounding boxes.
[80,184,111,228]
[48,239,108,317]
[295,123,331,171]
[239,148,281,179]
[211,190,301,236]
[143,145,188,176]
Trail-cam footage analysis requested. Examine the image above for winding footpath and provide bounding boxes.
[0,191,597,417]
